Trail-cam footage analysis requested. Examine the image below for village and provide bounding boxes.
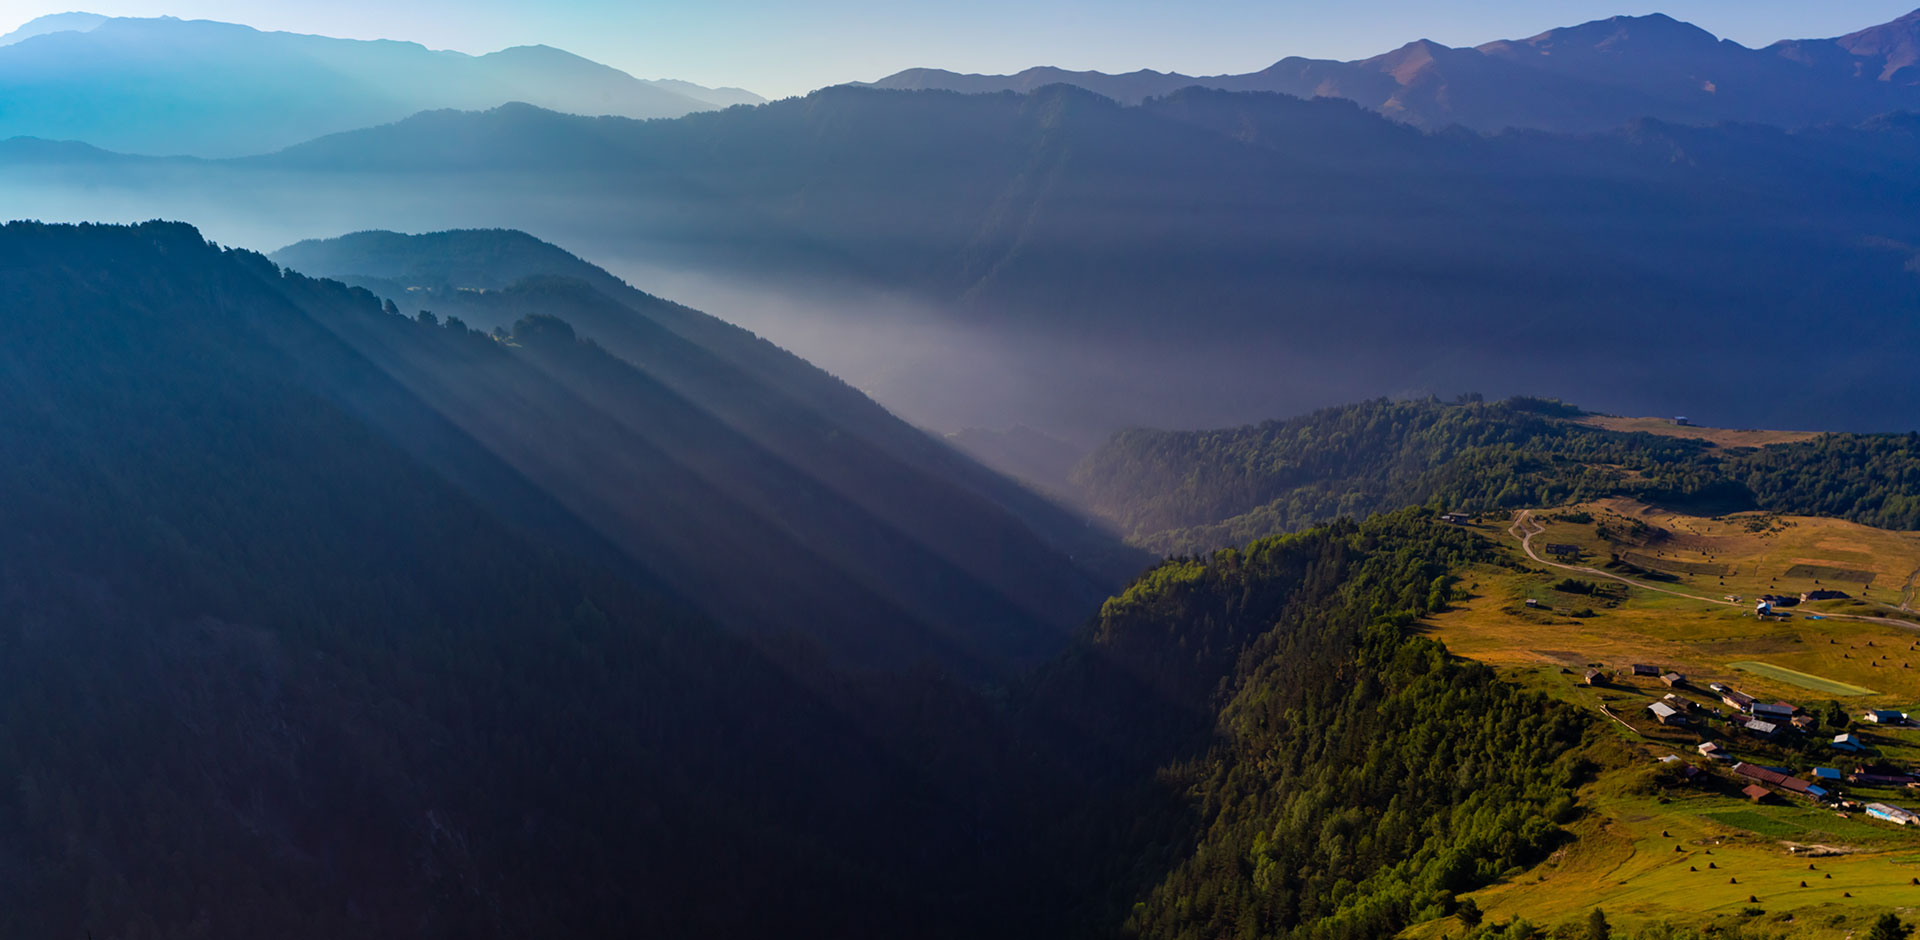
[1402,501,1920,932]
[1594,662,1920,828]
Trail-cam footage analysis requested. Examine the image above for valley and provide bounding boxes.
[7,3,1920,938]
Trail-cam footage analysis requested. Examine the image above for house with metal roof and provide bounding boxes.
[1734,762,1821,799]
[1866,803,1920,826]
[1833,733,1867,752]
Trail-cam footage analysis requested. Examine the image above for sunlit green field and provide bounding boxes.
[1731,661,1878,697]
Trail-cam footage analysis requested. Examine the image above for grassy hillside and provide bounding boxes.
[1573,415,1821,449]
[1403,502,1920,938]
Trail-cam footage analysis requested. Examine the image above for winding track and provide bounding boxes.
[1506,510,1919,631]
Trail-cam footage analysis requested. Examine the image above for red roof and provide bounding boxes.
[1743,784,1771,800]
[1735,762,1815,793]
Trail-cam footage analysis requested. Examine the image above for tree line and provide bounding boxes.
[1073,397,1920,553]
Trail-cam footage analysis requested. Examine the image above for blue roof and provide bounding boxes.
[1814,768,1843,779]
[1809,786,1830,798]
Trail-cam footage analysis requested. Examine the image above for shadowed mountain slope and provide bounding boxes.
[270,228,1139,599]
[0,219,1061,938]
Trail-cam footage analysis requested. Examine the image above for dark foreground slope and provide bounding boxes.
[0,221,1033,938]
[0,231,1591,936]
[1075,397,1920,551]
[11,86,1920,439]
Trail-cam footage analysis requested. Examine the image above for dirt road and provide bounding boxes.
[1507,510,1919,631]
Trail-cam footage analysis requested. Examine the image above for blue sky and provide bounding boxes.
[8,1,1919,97]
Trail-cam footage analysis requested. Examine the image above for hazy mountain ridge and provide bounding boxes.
[863,9,1920,133]
[269,228,1140,586]
[260,228,1128,674]
[9,85,1920,442]
[0,10,106,44]
[0,13,765,156]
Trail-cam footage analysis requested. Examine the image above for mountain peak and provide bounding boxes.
[1493,12,1723,54]
[1835,7,1920,75]
[0,10,108,45]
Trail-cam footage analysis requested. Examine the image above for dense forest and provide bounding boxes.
[0,222,1602,938]
[1074,397,1920,552]
[1080,511,1589,939]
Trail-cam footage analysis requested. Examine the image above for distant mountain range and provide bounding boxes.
[0,13,764,156]
[15,83,1920,441]
[863,10,1920,133]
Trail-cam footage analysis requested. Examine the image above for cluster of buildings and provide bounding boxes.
[1618,667,1920,824]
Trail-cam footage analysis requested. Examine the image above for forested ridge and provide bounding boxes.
[1075,511,1589,939]
[1075,397,1920,552]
